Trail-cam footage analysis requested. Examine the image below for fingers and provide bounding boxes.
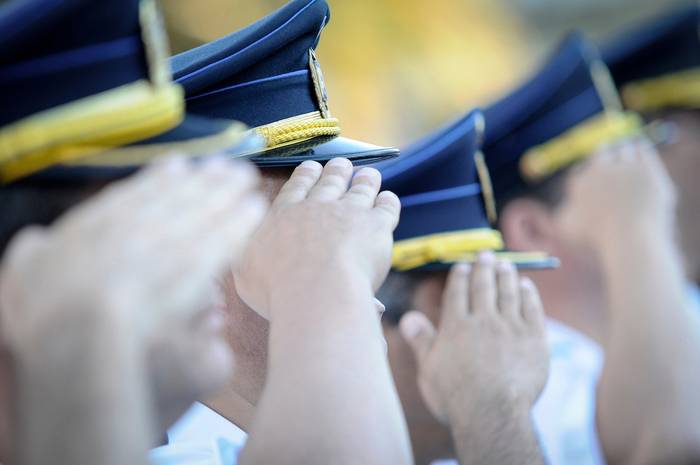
[373,191,401,230]
[469,251,497,314]
[496,260,520,319]
[343,168,382,207]
[306,158,354,202]
[272,160,323,207]
[520,277,546,331]
[1,226,47,269]
[441,263,470,323]
[399,311,436,366]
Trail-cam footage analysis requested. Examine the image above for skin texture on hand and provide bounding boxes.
[0,156,267,465]
[238,158,412,465]
[399,253,548,465]
[558,142,700,465]
[234,157,399,320]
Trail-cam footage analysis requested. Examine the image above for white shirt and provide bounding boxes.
[150,403,246,465]
[152,319,606,465]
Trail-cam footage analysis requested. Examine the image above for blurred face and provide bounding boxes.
[656,110,700,282]
[149,288,234,431]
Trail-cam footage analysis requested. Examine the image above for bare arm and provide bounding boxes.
[236,159,412,465]
[559,141,700,465]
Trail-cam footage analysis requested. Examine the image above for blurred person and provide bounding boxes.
[559,141,700,465]
[484,29,700,465]
[399,255,550,465]
[0,157,267,465]
[604,5,700,290]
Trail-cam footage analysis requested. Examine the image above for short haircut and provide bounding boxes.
[378,269,442,326]
[495,167,571,222]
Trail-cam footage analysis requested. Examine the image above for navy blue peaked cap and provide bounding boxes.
[603,4,700,112]
[379,110,557,271]
[483,32,642,203]
[0,0,258,184]
[170,0,399,167]
[0,0,148,127]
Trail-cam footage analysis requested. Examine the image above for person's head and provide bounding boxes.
[495,169,608,342]
[601,5,700,281]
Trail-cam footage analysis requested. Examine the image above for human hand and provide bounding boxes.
[399,253,549,427]
[234,158,401,319]
[0,156,267,356]
[558,138,677,247]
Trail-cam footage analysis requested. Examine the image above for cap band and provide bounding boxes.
[520,111,643,183]
[0,81,184,182]
[392,228,505,271]
[622,67,700,111]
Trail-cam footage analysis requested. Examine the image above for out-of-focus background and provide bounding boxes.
[163,0,690,148]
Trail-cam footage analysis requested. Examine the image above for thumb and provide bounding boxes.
[399,311,436,366]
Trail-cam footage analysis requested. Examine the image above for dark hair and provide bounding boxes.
[378,269,442,326]
[495,167,571,222]
[0,182,101,255]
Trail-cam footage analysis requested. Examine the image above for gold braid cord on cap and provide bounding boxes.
[253,111,340,151]
[622,68,700,112]
[520,111,643,183]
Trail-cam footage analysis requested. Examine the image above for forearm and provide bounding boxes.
[241,275,412,465]
[597,225,700,464]
[15,309,154,465]
[450,406,544,465]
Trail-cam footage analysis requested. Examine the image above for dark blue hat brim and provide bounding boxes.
[404,253,560,272]
[249,136,399,167]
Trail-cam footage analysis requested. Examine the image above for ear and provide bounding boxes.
[499,198,558,254]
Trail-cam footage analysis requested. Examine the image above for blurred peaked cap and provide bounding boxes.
[0,0,260,184]
[602,4,700,112]
[483,32,642,201]
[378,110,558,271]
[169,0,399,167]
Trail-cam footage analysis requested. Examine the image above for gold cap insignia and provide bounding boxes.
[309,49,331,119]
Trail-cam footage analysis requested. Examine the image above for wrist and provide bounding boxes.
[268,263,375,319]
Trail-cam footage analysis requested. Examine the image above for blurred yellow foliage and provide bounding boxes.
[163,0,534,147]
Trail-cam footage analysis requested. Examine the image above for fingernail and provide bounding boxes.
[354,167,380,180]
[299,160,321,171]
[327,157,351,168]
[520,277,535,289]
[478,250,495,264]
[455,262,471,274]
[400,314,422,338]
[374,298,386,314]
[498,260,514,272]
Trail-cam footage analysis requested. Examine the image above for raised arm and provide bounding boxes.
[559,140,700,465]
[235,158,413,465]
